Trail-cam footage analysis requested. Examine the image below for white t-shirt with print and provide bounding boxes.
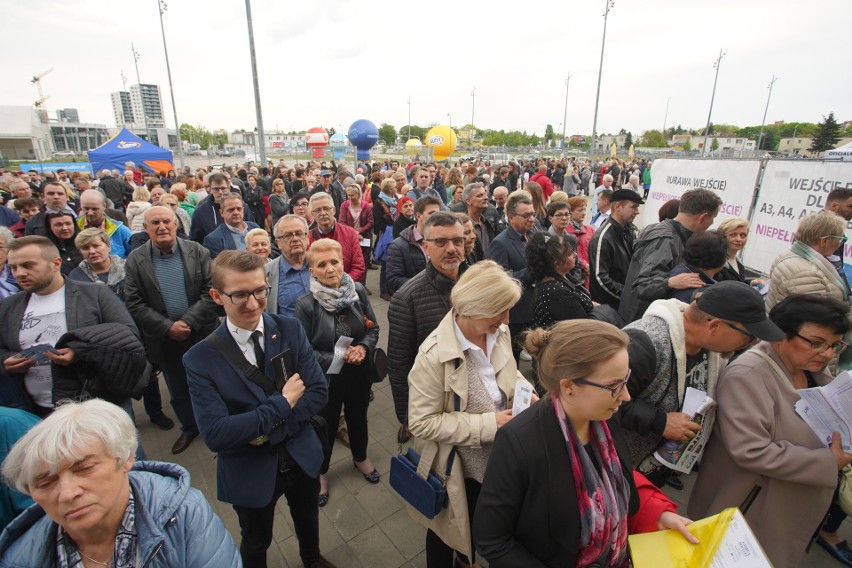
[19,287,67,408]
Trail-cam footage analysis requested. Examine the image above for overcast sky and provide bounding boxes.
[5,0,850,138]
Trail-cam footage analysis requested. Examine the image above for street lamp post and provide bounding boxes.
[471,85,476,130]
[590,1,614,162]
[662,96,671,146]
[447,113,452,128]
[702,49,725,157]
[757,75,777,152]
[131,44,151,143]
[157,0,185,168]
[562,73,571,150]
[407,96,411,140]
[244,0,267,166]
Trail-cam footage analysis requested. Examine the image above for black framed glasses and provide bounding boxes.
[512,212,535,219]
[574,369,632,398]
[795,333,849,354]
[424,237,465,247]
[217,286,271,305]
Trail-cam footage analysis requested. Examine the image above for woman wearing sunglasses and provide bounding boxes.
[473,320,697,567]
[689,294,852,568]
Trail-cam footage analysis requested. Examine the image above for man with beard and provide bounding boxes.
[388,212,466,443]
[0,236,137,417]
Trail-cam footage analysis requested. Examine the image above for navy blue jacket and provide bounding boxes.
[188,196,255,244]
[202,221,261,259]
[183,313,328,508]
[486,227,536,324]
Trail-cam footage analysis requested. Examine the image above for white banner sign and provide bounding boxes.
[742,161,852,275]
[644,159,761,228]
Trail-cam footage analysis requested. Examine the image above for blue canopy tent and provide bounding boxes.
[87,129,174,174]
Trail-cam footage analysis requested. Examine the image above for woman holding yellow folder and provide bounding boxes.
[473,320,697,567]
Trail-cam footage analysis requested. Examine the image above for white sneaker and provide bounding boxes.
[520,350,532,361]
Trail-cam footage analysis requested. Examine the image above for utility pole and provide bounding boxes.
[662,96,671,146]
[245,0,267,165]
[407,96,411,140]
[157,0,185,168]
[471,85,476,131]
[757,75,777,152]
[562,73,571,149]
[590,0,614,162]
[131,45,151,143]
[702,49,725,157]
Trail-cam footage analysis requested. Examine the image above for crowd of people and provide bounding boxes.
[0,155,850,568]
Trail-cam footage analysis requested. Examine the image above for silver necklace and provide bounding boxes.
[78,549,111,567]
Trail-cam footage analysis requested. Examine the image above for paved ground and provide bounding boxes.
[133,261,851,568]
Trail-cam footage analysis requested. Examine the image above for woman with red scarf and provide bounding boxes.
[474,320,697,567]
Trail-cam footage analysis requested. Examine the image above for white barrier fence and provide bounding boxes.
[647,158,852,277]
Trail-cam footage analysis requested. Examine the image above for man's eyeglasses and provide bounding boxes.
[312,206,334,214]
[217,286,271,305]
[276,231,307,241]
[574,369,632,398]
[823,235,849,245]
[511,212,535,219]
[795,333,849,354]
[424,237,465,248]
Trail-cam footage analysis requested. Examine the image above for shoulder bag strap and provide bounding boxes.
[206,331,276,395]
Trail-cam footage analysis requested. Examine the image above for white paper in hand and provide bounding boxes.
[327,336,353,375]
[512,380,534,416]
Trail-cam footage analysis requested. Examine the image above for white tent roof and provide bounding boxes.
[826,141,852,160]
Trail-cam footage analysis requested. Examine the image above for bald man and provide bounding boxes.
[76,190,133,258]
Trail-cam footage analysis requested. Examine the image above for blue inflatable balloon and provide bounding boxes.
[348,119,379,161]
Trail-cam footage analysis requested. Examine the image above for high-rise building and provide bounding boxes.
[130,84,164,128]
[56,108,80,123]
[110,84,164,129]
[110,91,134,127]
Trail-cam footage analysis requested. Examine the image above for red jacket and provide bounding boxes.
[627,471,679,534]
[308,222,367,283]
[530,172,554,199]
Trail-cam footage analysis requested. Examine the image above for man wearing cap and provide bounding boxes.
[589,188,643,309]
[618,281,785,488]
[311,170,343,218]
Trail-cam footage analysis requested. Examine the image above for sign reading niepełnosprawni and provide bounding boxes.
[643,159,761,229]
[741,160,852,276]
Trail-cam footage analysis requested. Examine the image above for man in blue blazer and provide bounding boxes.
[183,250,334,568]
[202,192,261,259]
[485,190,537,363]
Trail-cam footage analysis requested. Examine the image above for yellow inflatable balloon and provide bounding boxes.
[405,138,423,157]
[425,126,458,161]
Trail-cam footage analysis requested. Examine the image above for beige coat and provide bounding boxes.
[407,311,529,560]
[687,342,838,568]
[766,245,847,310]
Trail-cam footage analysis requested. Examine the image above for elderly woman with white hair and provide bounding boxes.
[766,212,850,309]
[244,227,272,263]
[407,260,537,567]
[0,399,240,566]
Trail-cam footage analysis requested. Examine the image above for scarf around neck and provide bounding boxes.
[552,394,630,568]
[310,272,358,312]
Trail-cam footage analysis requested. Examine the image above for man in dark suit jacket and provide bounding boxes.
[183,251,334,568]
[125,206,218,454]
[0,236,138,415]
[202,193,261,259]
[485,191,537,363]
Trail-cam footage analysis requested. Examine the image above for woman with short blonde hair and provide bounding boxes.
[244,228,272,262]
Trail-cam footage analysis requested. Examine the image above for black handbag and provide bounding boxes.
[389,395,459,519]
[366,347,388,383]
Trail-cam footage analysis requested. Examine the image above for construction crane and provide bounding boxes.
[32,68,53,110]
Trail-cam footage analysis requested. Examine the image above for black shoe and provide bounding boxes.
[817,536,852,567]
[354,461,381,484]
[369,388,374,402]
[171,432,198,455]
[318,492,329,508]
[369,263,380,270]
[380,292,393,301]
[150,414,175,431]
[666,474,684,491]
